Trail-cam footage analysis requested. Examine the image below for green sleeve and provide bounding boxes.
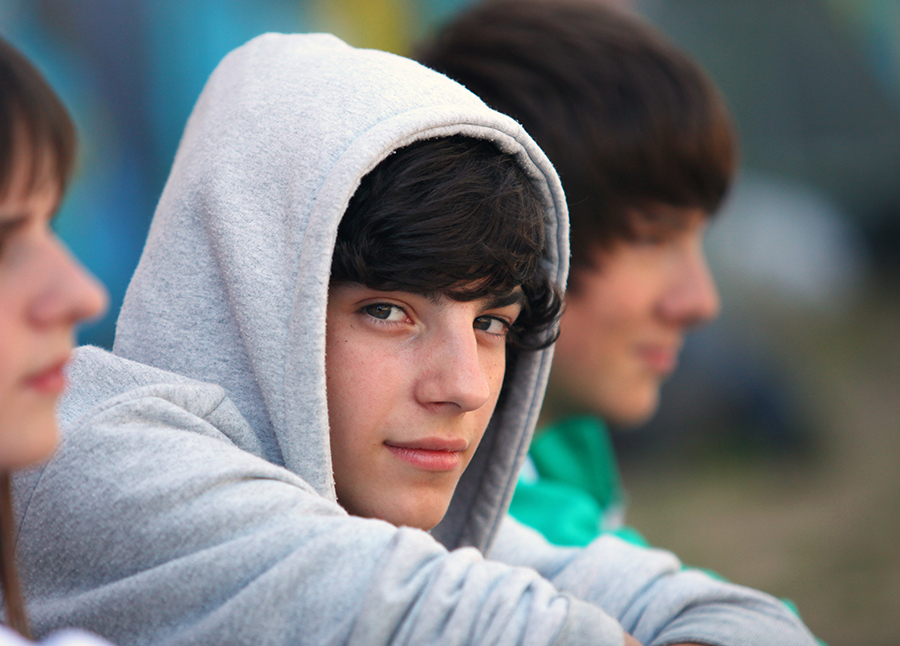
[510,417,824,643]
[509,416,647,547]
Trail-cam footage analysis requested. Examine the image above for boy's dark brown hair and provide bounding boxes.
[331,135,562,351]
[416,0,737,279]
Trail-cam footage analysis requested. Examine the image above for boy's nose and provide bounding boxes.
[28,238,109,328]
[659,248,720,328]
[416,329,493,412]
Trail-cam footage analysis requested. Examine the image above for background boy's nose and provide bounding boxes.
[659,251,720,328]
[29,239,108,328]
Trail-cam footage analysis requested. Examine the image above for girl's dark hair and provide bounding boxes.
[331,135,562,350]
[0,475,29,639]
[0,36,77,201]
[416,0,737,272]
[0,35,76,639]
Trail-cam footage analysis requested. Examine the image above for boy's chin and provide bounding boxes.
[593,382,663,428]
[383,500,452,531]
[604,400,660,429]
[349,491,454,531]
[545,384,661,430]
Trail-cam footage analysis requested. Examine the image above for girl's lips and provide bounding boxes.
[24,359,69,395]
[384,438,468,472]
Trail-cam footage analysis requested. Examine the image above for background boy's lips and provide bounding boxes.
[637,344,679,374]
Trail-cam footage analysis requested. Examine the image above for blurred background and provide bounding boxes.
[1,0,897,643]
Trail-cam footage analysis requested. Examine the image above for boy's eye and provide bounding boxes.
[362,303,406,322]
[473,315,508,336]
[632,224,673,247]
[633,232,667,247]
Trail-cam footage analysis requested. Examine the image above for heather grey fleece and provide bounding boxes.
[12,34,815,646]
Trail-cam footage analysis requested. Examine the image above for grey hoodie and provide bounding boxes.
[12,34,815,646]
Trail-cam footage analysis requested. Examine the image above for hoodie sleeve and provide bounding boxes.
[15,403,627,646]
[490,516,818,646]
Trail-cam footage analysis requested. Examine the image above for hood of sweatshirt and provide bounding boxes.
[110,33,568,551]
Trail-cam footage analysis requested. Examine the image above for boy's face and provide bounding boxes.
[325,283,523,530]
[546,206,719,426]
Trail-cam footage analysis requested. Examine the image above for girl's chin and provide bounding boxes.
[0,415,59,469]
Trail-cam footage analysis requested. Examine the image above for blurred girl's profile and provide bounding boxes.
[0,35,107,642]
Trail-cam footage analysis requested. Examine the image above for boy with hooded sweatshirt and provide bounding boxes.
[9,34,816,646]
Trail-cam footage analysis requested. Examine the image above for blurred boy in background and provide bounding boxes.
[418,0,734,546]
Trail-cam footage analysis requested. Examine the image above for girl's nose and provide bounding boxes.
[28,237,108,328]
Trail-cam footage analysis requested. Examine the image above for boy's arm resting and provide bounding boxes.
[15,416,628,646]
[491,516,818,646]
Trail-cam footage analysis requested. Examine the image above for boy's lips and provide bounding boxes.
[637,343,680,375]
[384,437,468,472]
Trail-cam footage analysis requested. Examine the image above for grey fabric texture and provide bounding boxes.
[493,517,817,646]
[12,33,815,646]
[112,32,565,551]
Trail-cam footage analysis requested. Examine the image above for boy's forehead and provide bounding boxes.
[327,282,525,309]
[632,202,712,226]
[434,284,525,308]
[483,288,526,309]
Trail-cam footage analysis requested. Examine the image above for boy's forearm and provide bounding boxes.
[625,636,710,645]
[15,421,630,646]
[491,516,817,646]
[623,638,708,646]
[625,640,706,646]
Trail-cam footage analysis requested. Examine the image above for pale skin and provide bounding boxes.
[325,283,524,531]
[0,140,107,469]
[542,206,720,428]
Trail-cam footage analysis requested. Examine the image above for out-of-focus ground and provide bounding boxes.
[618,280,900,646]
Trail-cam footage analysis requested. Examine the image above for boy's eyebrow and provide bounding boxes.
[425,288,526,309]
[485,290,526,310]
